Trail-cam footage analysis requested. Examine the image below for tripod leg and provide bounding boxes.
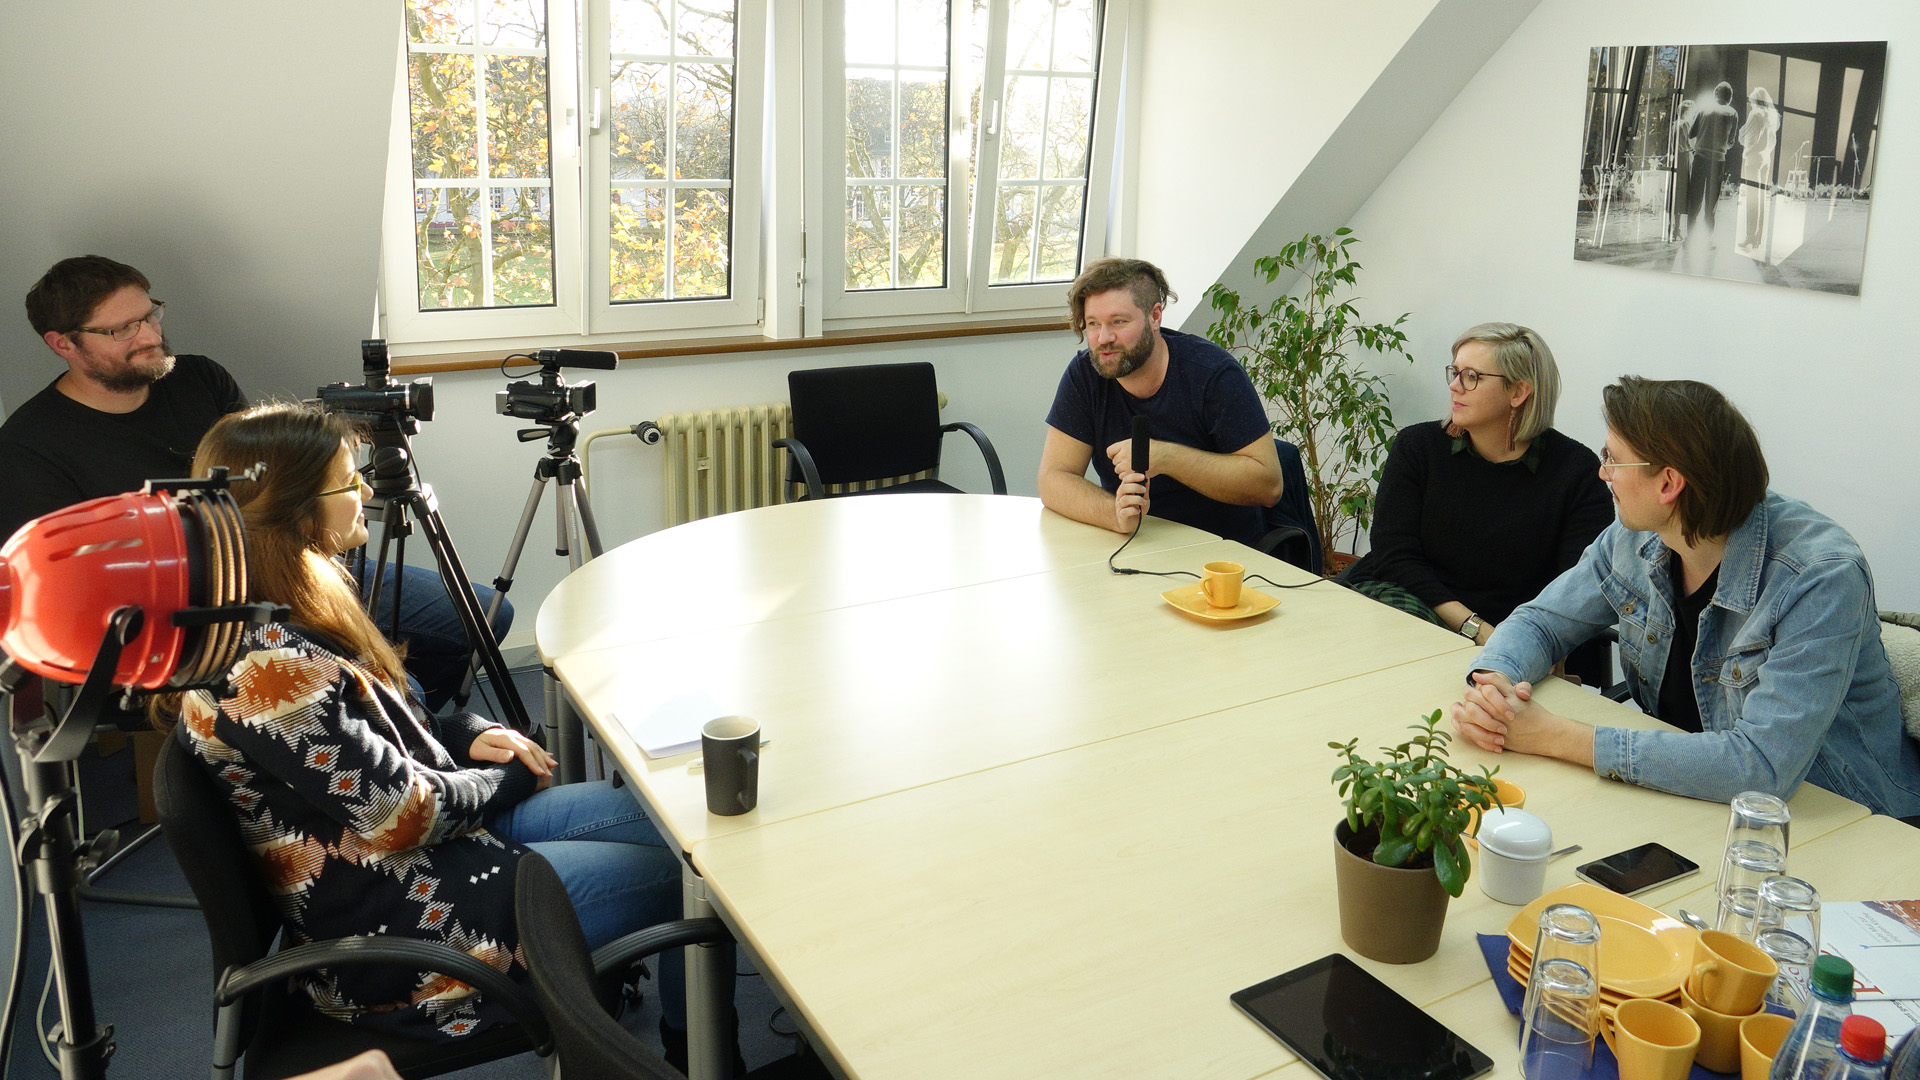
[457,474,551,703]
[403,494,534,733]
[565,477,605,563]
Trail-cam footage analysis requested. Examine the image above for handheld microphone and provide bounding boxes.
[1131,415,1151,478]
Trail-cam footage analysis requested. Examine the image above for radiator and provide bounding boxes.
[657,405,795,527]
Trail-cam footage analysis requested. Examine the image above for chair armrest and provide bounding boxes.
[1253,524,1308,565]
[214,936,551,1050]
[1593,627,1633,703]
[939,422,1008,495]
[590,917,731,977]
[771,437,825,500]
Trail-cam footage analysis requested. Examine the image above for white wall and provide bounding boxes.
[408,331,1077,651]
[1342,0,1920,608]
[0,0,398,412]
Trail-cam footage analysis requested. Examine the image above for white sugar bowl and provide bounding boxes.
[1476,807,1553,905]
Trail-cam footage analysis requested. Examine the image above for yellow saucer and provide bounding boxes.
[1160,581,1279,621]
[1506,882,1694,999]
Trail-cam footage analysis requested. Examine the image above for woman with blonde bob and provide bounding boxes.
[158,403,682,1042]
[1339,323,1613,672]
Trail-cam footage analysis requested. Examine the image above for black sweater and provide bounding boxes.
[1343,421,1614,625]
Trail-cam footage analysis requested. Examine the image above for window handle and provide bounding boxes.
[589,88,603,133]
[985,99,1000,137]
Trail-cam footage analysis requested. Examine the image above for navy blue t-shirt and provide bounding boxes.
[1044,328,1271,544]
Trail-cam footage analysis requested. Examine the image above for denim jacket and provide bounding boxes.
[1475,492,1920,818]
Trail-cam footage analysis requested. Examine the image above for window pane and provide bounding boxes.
[898,0,947,68]
[415,186,483,309]
[899,70,947,179]
[611,0,670,54]
[410,52,478,179]
[846,0,896,64]
[999,74,1043,179]
[676,63,735,180]
[898,185,945,287]
[989,185,1034,283]
[611,188,667,300]
[1035,184,1081,280]
[611,63,669,180]
[677,0,735,56]
[1045,76,1091,179]
[1050,0,1095,71]
[481,0,546,48]
[1006,0,1052,70]
[407,0,475,46]
[487,56,551,178]
[493,187,555,304]
[847,71,895,179]
[674,188,732,297]
[847,185,894,289]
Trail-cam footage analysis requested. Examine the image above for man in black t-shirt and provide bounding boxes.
[2,256,508,711]
[1039,257,1281,544]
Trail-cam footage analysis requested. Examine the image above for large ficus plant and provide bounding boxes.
[1330,710,1501,897]
[1204,228,1412,557]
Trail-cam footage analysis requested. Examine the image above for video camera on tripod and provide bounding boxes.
[495,349,617,426]
[316,339,434,429]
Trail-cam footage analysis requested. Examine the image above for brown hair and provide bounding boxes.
[25,255,152,337]
[1602,377,1767,545]
[1066,258,1176,339]
[1450,322,1561,443]
[195,404,404,685]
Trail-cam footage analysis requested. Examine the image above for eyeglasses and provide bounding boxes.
[1599,448,1652,476]
[1444,365,1512,391]
[316,472,370,499]
[73,301,166,342]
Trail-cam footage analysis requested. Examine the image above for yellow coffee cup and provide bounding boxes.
[1739,1012,1794,1080]
[1599,998,1700,1080]
[1200,561,1244,608]
[1692,929,1778,1016]
[1680,976,1763,1074]
[1465,776,1526,849]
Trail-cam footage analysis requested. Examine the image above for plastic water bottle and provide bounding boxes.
[1886,1023,1920,1080]
[1770,954,1856,1079]
[1828,1015,1888,1079]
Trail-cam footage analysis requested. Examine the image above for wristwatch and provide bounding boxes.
[1458,613,1484,641]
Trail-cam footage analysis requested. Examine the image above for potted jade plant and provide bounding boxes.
[1204,228,1412,567]
[1329,710,1500,963]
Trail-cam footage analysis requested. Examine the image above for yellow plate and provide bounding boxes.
[1506,882,1695,999]
[1507,955,1681,1004]
[1160,582,1280,621]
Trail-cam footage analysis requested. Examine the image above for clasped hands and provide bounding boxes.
[1105,437,1152,528]
[470,727,557,790]
[1451,670,1539,754]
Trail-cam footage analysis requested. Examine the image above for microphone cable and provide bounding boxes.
[1106,512,1333,590]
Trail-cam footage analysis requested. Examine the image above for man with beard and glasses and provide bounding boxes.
[1039,257,1281,543]
[1,255,510,714]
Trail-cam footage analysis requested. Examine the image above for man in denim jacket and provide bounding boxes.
[1452,377,1920,818]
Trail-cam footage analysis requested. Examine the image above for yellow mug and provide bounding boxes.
[1599,998,1700,1080]
[1465,777,1526,849]
[1692,929,1778,1016]
[1739,1012,1794,1080]
[1200,561,1245,608]
[1680,976,1763,1074]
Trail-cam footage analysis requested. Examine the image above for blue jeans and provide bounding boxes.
[354,561,513,713]
[488,781,687,1024]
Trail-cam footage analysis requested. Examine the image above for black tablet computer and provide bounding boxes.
[1230,953,1494,1080]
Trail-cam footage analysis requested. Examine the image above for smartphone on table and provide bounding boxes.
[1573,841,1701,896]
[1230,953,1494,1080]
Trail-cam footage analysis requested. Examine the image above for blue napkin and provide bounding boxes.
[1475,933,1740,1078]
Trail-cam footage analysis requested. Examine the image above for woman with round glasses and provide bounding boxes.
[155,403,683,1042]
[1339,323,1613,668]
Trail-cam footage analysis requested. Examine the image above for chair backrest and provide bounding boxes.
[786,362,944,486]
[1880,613,1920,744]
[515,852,679,1080]
[153,734,286,1046]
[1264,438,1324,574]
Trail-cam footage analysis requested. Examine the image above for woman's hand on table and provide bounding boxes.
[470,728,558,790]
[1451,671,1595,767]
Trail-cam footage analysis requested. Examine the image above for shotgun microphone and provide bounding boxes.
[1131,415,1151,478]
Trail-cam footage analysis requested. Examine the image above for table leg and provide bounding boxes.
[684,863,736,1080]
[544,672,585,786]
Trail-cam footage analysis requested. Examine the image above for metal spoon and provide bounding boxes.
[1675,909,1709,931]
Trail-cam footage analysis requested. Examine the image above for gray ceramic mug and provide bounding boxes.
[702,716,760,815]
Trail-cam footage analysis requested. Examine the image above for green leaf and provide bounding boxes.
[1373,832,1417,868]
[1434,834,1470,897]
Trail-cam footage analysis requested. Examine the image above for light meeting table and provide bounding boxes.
[536,494,1919,1079]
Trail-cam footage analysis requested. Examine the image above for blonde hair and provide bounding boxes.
[1450,322,1561,443]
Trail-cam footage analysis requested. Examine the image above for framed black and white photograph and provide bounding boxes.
[1575,41,1885,295]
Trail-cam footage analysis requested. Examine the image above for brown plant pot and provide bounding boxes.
[1322,551,1360,579]
[1332,820,1450,964]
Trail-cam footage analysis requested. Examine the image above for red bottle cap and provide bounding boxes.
[1841,1014,1887,1063]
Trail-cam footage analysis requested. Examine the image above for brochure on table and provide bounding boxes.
[1823,900,1920,1040]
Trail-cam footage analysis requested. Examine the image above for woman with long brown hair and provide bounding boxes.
[160,403,682,1041]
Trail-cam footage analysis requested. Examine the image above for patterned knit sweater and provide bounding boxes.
[175,622,539,1039]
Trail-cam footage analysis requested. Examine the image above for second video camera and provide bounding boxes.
[496,349,617,425]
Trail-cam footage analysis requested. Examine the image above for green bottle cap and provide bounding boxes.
[1811,954,1856,1000]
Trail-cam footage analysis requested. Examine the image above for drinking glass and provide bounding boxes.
[1520,957,1598,1080]
[1755,927,1816,1014]
[1722,791,1790,874]
[1755,875,1821,949]
[1715,840,1786,939]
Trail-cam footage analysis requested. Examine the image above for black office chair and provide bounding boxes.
[773,362,1007,500]
[1253,437,1323,575]
[515,853,827,1079]
[154,736,549,1080]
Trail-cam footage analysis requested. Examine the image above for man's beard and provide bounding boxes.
[92,336,175,393]
[1094,326,1155,380]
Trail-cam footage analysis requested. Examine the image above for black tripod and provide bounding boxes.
[358,418,533,735]
[475,411,604,783]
